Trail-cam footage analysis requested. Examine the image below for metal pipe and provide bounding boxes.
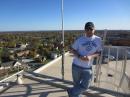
[61,0,65,80]
[106,46,110,81]
[103,29,107,44]
[121,48,125,78]
[97,29,107,87]
[95,49,102,87]
[117,48,127,95]
[123,48,127,75]
[114,48,118,91]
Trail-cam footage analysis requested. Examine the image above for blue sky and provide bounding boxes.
[0,0,130,31]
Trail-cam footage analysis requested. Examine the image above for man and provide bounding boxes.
[67,22,102,97]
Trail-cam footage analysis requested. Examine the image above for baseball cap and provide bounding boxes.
[85,22,95,30]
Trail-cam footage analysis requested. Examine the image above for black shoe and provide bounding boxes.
[67,88,71,97]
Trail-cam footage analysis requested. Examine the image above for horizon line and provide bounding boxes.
[0,29,130,32]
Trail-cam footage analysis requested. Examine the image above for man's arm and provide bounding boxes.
[69,48,81,58]
[91,51,101,57]
[80,51,101,61]
[70,48,100,61]
[70,45,101,61]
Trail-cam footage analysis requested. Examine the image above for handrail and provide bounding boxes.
[125,72,130,89]
[95,45,130,95]
[104,45,130,49]
[120,72,130,89]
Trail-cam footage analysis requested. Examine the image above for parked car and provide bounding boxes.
[93,54,115,65]
[127,51,130,59]
[102,54,115,63]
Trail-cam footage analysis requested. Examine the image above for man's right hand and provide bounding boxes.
[80,56,92,61]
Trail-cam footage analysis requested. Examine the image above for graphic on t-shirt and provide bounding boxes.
[82,41,97,51]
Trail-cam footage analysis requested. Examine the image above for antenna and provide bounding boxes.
[61,0,65,80]
[103,29,107,45]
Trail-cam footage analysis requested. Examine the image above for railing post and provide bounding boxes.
[106,46,110,80]
[114,47,119,91]
[123,48,127,75]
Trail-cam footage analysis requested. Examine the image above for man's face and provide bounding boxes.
[85,27,95,37]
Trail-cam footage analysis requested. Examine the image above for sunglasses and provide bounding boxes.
[85,28,94,31]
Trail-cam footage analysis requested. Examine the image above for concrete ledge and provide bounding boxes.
[34,52,70,73]
[0,70,24,83]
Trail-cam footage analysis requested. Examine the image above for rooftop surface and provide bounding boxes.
[0,53,130,97]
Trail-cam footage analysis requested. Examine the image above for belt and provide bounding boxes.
[72,63,92,70]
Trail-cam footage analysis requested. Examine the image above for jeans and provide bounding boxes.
[69,64,92,97]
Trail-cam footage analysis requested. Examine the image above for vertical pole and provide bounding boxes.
[103,29,107,44]
[117,48,127,95]
[114,47,119,91]
[106,47,110,80]
[61,0,64,80]
[97,29,107,87]
[123,48,127,75]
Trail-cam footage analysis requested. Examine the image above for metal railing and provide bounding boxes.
[94,46,130,96]
[0,46,130,97]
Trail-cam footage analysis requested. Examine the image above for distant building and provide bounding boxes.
[51,53,58,59]
[0,61,22,69]
[20,43,28,49]
[21,58,34,63]
[16,43,28,49]
[98,30,130,46]
[16,50,29,57]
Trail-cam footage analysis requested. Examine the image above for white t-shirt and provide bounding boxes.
[72,35,102,68]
